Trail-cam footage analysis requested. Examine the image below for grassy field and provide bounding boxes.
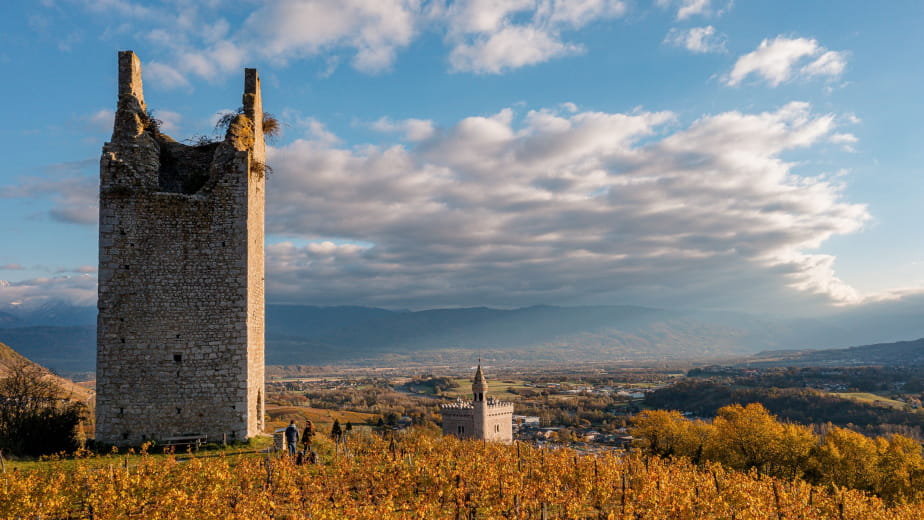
[442,378,531,400]
[831,392,909,409]
[3,435,275,472]
[265,405,377,430]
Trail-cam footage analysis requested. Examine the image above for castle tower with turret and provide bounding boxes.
[95,51,265,445]
[440,362,514,443]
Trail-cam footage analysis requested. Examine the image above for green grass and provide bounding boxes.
[2,436,275,472]
[442,378,531,400]
[830,392,908,409]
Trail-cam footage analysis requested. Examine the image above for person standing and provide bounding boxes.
[284,420,299,456]
[301,420,315,451]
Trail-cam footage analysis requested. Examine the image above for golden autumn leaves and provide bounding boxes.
[3,426,924,519]
[629,403,924,503]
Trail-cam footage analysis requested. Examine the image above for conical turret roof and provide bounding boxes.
[474,362,487,384]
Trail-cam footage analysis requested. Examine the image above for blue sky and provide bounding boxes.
[1,0,923,315]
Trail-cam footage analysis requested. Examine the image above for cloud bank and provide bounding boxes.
[69,0,629,83]
[0,101,889,312]
[263,101,869,310]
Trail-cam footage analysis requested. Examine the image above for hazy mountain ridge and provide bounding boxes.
[1,302,923,371]
[0,326,96,373]
[753,337,924,367]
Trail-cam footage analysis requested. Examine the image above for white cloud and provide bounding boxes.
[85,109,114,134]
[444,0,626,74]
[239,0,420,74]
[677,0,709,20]
[726,36,847,87]
[56,265,98,274]
[154,110,183,134]
[664,25,726,53]
[71,1,628,80]
[146,61,191,89]
[829,133,857,145]
[545,0,627,27]
[263,102,869,309]
[303,117,341,146]
[0,162,99,226]
[0,275,97,309]
[658,0,731,20]
[801,50,848,79]
[449,25,584,74]
[829,132,858,152]
[369,117,436,141]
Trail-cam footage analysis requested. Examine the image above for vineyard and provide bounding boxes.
[3,430,923,519]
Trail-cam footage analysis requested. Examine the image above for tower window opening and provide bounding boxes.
[173,353,182,363]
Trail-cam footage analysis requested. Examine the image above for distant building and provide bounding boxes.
[440,363,514,443]
[513,415,541,428]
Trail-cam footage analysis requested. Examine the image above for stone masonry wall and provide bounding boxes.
[479,402,514,443]
[95,51,265,445]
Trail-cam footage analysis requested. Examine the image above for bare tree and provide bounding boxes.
[0,360,84,456]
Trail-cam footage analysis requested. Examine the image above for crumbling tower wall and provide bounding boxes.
[95,51,265,445]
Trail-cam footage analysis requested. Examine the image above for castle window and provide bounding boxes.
[176,407,181,414]
[173,353,182,363]
[458,425,464,434]
[495,424,500,433]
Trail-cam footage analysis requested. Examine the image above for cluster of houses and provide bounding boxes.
[511,415,634,448]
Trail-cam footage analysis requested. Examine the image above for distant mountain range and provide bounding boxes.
[752,338,924,367]
[1,301,923,374]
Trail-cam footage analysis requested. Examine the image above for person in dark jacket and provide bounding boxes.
[284,420,299,455]
[301,420,315,451]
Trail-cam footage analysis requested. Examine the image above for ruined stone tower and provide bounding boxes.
[95,51,265,445]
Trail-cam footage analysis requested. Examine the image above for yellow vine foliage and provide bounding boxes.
[2,430,922,519]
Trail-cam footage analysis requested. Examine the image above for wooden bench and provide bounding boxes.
[161,434,207,452]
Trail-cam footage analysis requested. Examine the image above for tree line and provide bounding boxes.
[630,403,924,503]
[645,379,924,437]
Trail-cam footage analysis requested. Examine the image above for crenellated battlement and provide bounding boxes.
[440,364,514,443]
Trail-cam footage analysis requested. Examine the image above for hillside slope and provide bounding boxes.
[0,341,93,404]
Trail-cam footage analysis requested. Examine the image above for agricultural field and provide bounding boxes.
[3,429,923,519]
[831,392,908,410]
[264,405,377,431]
[442,378,532,400]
